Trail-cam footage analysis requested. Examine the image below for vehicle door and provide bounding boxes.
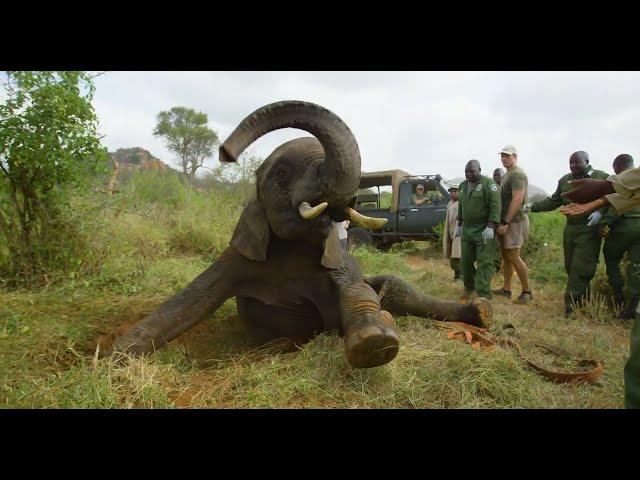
[397,181,449,233]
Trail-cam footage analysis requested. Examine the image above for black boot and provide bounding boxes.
[620,297,639,320]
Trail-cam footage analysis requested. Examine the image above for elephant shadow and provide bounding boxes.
[94,301,304,368]
[157,313,304,369]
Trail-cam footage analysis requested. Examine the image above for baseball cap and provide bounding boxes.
[499,145,518,155]
[447,184,459,192]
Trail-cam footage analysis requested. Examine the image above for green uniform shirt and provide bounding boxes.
[531,166,610,224]
[458,175,501,225]
[500,165,528,223]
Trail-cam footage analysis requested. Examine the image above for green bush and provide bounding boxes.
[166,187,245,259]
[0,187,111,288]
[433,221,445,239]
[122,170,188,210]
[0,72,109,288]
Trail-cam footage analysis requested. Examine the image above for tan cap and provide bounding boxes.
[499,145,518,155]
[447,184,459,191]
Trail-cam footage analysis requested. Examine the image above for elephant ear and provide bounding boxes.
[231,196,270,261]
[321,221,344,270]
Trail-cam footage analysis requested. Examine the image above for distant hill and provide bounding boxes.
[447,176,548,201]
[527,185,548,202]
[107,147,237,193]
[109,147,174,173]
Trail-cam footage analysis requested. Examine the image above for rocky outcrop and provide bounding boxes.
[109,147,173,173]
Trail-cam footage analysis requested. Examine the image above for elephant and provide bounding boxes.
[104,100,492,368]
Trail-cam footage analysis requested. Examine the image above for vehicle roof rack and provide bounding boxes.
[401,174,443,182]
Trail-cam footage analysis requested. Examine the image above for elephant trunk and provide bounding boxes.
[219,100,361,208]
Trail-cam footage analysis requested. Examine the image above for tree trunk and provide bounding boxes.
[106,156,119,196]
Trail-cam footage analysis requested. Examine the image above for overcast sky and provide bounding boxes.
[93,71,640,194]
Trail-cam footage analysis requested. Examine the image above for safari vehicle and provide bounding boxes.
[348,169,452,250]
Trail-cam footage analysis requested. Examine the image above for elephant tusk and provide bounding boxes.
[299,201,329,220]
[345,207,388,229]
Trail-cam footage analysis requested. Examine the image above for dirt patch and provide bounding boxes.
[170,385,203,408]
[96,321,137,351]
[86,299,164,354]
[405,254,430,272]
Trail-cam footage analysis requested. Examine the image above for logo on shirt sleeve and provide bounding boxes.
[490,184,498,191]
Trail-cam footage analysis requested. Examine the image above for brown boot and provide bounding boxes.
[492,288,512,299]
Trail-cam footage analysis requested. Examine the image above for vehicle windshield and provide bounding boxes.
[356,185,392,210]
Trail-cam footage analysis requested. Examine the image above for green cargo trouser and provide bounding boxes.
[563,223,602,307]
[625,311,640,408]
[461,224,498,298]
[603,223,640,301]
[450,258,461,279]
[493,246,502,273]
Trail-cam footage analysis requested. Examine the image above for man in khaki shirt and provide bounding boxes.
[561,163,640,409]
[561,166,640,214]
[493,145,532,305]
[443,185,462,281]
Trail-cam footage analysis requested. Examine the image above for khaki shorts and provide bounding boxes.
[499,216,529,250]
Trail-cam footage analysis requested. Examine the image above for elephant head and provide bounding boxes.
[219,100,386,269]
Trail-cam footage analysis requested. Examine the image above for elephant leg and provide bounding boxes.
[339,282,400,369]
[103,248,240,358]
[364,274,492,328]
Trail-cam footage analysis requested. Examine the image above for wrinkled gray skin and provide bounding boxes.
[105,101,491,368]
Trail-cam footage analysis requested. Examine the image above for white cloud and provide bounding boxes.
[92,71,640,193]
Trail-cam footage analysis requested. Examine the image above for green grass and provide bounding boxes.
[0,173,631,408]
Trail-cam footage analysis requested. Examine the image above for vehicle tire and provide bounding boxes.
[375,240,392,252]
[347,227,372,249]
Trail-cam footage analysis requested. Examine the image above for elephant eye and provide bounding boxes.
[276,168,287,179]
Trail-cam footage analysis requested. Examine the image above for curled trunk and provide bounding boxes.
[218,100,361,207]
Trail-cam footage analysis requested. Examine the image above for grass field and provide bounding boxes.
[0,173,632,408]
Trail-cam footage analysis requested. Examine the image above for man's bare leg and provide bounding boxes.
[502,248,531,292]
[502,247,515,292]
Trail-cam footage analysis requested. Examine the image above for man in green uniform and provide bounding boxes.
[588,154,640,319]
[491,167,507,273]
[559,164,640,408]
[530,151,609,317]
[455,160,501,300]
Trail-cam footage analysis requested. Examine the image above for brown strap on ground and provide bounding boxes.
[433,321,604,384]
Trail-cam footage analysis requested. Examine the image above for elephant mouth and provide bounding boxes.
[298,200,387,229]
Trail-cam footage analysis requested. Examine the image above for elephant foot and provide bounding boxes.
[467,297,493,328]
[344,314,399,369]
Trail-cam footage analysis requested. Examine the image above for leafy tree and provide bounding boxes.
[209,152,263,199]
[153,107,219,184]
[213,152,262,185]
[0,71,108,286]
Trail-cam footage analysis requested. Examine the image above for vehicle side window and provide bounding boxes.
[424,181,444,204]
[399,183,413,207]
